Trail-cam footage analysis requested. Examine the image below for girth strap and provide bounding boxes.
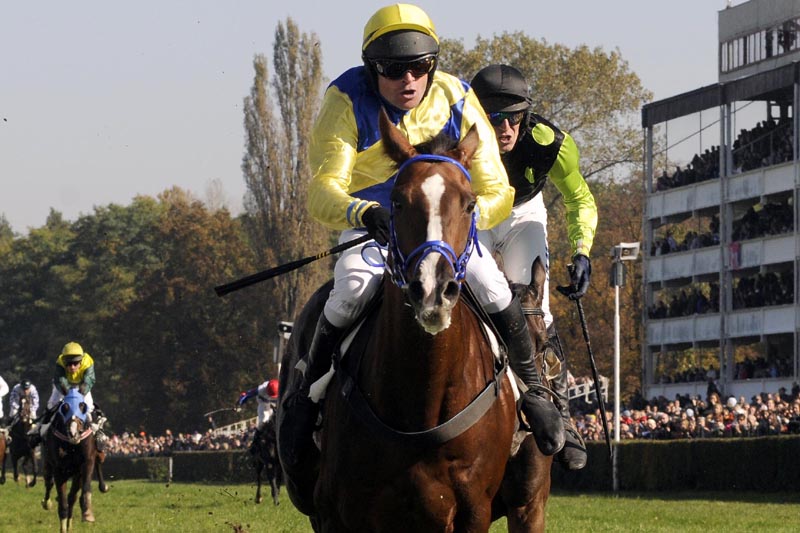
[340,361,507,447]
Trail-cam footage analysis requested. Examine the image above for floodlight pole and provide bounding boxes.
[613,268,621,493]
[609,242,638,493]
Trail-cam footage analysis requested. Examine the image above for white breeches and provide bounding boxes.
[323,227,514,327]
[478,194,552,326]
[256,402,275,430]
[47,385,94,413]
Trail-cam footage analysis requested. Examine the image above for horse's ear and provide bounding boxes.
[379,107,416,164]
[450,124,479,169]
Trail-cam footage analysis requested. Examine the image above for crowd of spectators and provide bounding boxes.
[655,146,720,190]
[648,268,793,320]
[732,271,794,309]
[731,201,793,241]
[650,222,720,257]
[650,198,794,259]
[648,284,720,319]
[656,354,793,384]
[655,117,793,193]
[104,425,254,457]
[575,382,800,442]
[103,379,800,457]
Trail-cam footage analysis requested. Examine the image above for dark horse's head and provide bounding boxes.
[54,389,90,445]
[18,397,33,425]
[378,109,480,335]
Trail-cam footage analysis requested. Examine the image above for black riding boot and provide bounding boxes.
[548,325,587,470]
[279,314,344,470]
[490,297,564,456]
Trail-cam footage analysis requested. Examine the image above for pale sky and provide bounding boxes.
[0,0,737,234]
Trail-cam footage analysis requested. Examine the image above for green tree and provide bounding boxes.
[240,18,332,367]
[440,33,650,400]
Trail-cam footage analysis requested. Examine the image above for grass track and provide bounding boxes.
[0,478,798,532]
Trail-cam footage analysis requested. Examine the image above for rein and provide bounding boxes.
[387,154,482,289]
[53,427,94,445]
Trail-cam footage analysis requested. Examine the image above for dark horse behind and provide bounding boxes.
[276,110,553,532]
[252,416,283,505]
[1,396,38,487]
[41,389,101,533]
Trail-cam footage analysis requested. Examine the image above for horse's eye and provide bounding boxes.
[392,200,402,212]
[466,200,476,214]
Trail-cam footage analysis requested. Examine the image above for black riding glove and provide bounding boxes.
[556,254,591,300]
[362,206,391,246]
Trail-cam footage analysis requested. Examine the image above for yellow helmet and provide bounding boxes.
[362,4,439,60]
[61,341,85,363]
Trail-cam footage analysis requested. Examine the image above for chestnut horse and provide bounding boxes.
[40,390,99,533]
[2,396,38,487]
[277,110,553,532]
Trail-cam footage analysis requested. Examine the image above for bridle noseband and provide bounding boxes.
[387,154,482,289]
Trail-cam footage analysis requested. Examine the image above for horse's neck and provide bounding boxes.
[364,286,489,426]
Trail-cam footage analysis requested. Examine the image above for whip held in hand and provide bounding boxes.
[214,234,372,297]
[557,263,612,462]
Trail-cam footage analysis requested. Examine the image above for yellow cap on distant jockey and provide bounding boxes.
[61,341,85,363]
[362,4,439,55]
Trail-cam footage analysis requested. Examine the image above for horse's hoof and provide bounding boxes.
[82,511,95,522]
[28,479,37,488]
[99,483,110,493]
[0,477,5,485]
[256,495,263,504]
[42,498,52,511]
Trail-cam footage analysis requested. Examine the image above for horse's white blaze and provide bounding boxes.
[419,174,445,307]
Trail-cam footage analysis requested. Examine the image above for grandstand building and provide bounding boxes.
[641,0,800,401]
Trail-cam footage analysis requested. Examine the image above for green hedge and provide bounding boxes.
[103,437,800,491]
[551,435,800,492]
[103,451,256,483]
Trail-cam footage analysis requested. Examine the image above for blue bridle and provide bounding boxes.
[384,154,482,289]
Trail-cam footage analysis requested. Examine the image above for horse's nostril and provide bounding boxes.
[443,280,460,301]
[408,280,424,302]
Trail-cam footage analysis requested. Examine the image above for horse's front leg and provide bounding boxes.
[80,458,95,522]
[41,460,54,510]
[56,477,71,532]
[0,447,6,484]
[13,453,20,482]
[255,460,263,504]
[270,474,280,506]
[25,454,37,487]
[96,456,109,493]
[30,454,38,487]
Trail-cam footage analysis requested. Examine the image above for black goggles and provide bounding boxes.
[371,55,436,80]
[487,111,525,127]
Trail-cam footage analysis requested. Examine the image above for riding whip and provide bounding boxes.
[558,264,613,462]
[214,234,371,297]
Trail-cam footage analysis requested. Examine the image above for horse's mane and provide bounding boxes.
[414,130,459,156]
